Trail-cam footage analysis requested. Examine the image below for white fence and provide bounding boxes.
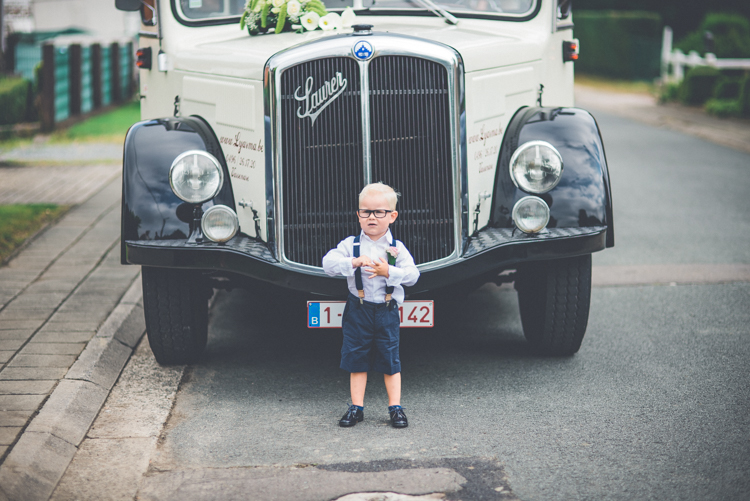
[661,26,750,83]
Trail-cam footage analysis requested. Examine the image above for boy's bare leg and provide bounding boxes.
[350,372,367,406]
[384,372,401,406]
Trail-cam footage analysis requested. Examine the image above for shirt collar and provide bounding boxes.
[360,229,392,244]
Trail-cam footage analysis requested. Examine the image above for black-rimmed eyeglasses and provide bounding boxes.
[356,209,393,218]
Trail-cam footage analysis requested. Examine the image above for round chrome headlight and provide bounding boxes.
[509,140,563,194]
[512,196,550,234]
[201,205,239,243]
[169,150,223,204]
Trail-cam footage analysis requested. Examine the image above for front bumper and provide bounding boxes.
[124,225,607,296]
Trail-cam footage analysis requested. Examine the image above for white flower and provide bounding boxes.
[319,12,342,31]
[271,6,280,13]
[300,11,320,30]
[341,7,356,28]
[272,0,285,8]
[286,0,301,16]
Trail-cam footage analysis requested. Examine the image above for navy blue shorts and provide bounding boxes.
[340,294,401,375]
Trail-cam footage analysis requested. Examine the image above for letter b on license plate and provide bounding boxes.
[308,301,434,328]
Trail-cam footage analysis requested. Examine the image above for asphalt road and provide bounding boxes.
[60,109,750,501]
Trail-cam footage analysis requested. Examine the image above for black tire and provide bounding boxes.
[142,267,211,364]
[516,254,592,356]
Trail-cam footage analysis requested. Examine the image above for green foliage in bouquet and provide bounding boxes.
[240,0,334,35]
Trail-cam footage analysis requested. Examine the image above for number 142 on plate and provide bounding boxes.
[308,300,434,328]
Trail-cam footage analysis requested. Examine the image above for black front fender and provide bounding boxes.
[490,106,614,248]
[120,116,235,264]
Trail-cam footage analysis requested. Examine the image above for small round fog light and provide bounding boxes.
[512,196,550,234]
[201,205,239,242]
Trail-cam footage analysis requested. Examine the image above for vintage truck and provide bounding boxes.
[115,0,613,363]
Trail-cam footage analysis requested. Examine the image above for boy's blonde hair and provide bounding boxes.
[359,182,399,210]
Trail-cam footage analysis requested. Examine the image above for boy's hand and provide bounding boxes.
[365,257,390,279]
[352,256,372,269]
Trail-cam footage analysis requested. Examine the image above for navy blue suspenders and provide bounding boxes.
[353,235,395,305]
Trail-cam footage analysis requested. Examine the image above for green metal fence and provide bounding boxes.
[101,45,112,107]
[81,46,93,114]
[119,44,132,99]
[38,40,135,130]
[54,46,70,123]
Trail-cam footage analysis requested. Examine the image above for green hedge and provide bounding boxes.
[676,13,750,59]
[679,66,721,105]
[574,10,662,80]
[741,76,750,116]
[0,77,31,126]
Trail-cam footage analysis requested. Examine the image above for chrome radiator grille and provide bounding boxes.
[279,54,455,268]
[369,56,454,265]
[280,58,363,266]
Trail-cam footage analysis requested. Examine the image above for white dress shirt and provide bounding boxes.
[322,229,420,304]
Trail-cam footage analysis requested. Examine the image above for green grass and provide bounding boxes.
[52,101,141,143]
[0,204,68,264]
[0,101,141,150]
[575,74,656,95]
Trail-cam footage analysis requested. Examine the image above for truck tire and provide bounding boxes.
[516,254,592,356]
[142,266,210,364]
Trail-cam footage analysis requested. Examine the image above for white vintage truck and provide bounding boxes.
[115,0,614,363]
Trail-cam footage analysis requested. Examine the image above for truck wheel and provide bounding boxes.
[516,254,592,356]
[142,267,210,364]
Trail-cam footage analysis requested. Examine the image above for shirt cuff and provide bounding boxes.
[386,266,405,286]
[339,259,356,277]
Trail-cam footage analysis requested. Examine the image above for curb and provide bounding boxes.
[0,275,146,501]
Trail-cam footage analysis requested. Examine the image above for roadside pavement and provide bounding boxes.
[0,84,749,501]
[0,141,147,500]
[574,83,750,156]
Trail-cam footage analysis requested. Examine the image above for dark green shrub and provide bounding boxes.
[676,13,750,58]
[705,98,742,118]
[713,76,743,99]
[0,77,31,126]
[658,81,680,103]
[574,10,663,80]
[679,66,721,105]
[740,76,750,117]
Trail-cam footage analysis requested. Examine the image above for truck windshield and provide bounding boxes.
[174,0,536,21]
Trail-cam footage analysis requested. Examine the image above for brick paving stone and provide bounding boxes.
[20,343,86,356]
[0,427,22,446]
[7,354,78,368]
[0,308,56,320]
[0,164,120,205]
[0,380,57,395]
[0,331,34,341]
[31,330,96,343]
[0,431,78,501]
[0,368,68,380]
[0,320,45,331]
[43,321,102,332]
[0,410,35,426]
[0,394,47,411]
[23,281,79,293]
[8,293,70,307]
[0,341,23,351]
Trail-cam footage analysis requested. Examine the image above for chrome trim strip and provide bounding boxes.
[265,33,467,276]
[359,60,372,185]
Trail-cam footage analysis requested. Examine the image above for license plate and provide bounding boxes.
[307,300,434,328]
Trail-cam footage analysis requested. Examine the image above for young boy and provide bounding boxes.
[322,183,420,428]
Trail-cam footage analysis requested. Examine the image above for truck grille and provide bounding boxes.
[279,55,455,267]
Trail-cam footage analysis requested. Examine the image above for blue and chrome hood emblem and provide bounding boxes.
[352,40,374,61]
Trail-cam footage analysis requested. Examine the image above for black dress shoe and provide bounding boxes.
[339,405,364,427]
[388,405,408,428]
